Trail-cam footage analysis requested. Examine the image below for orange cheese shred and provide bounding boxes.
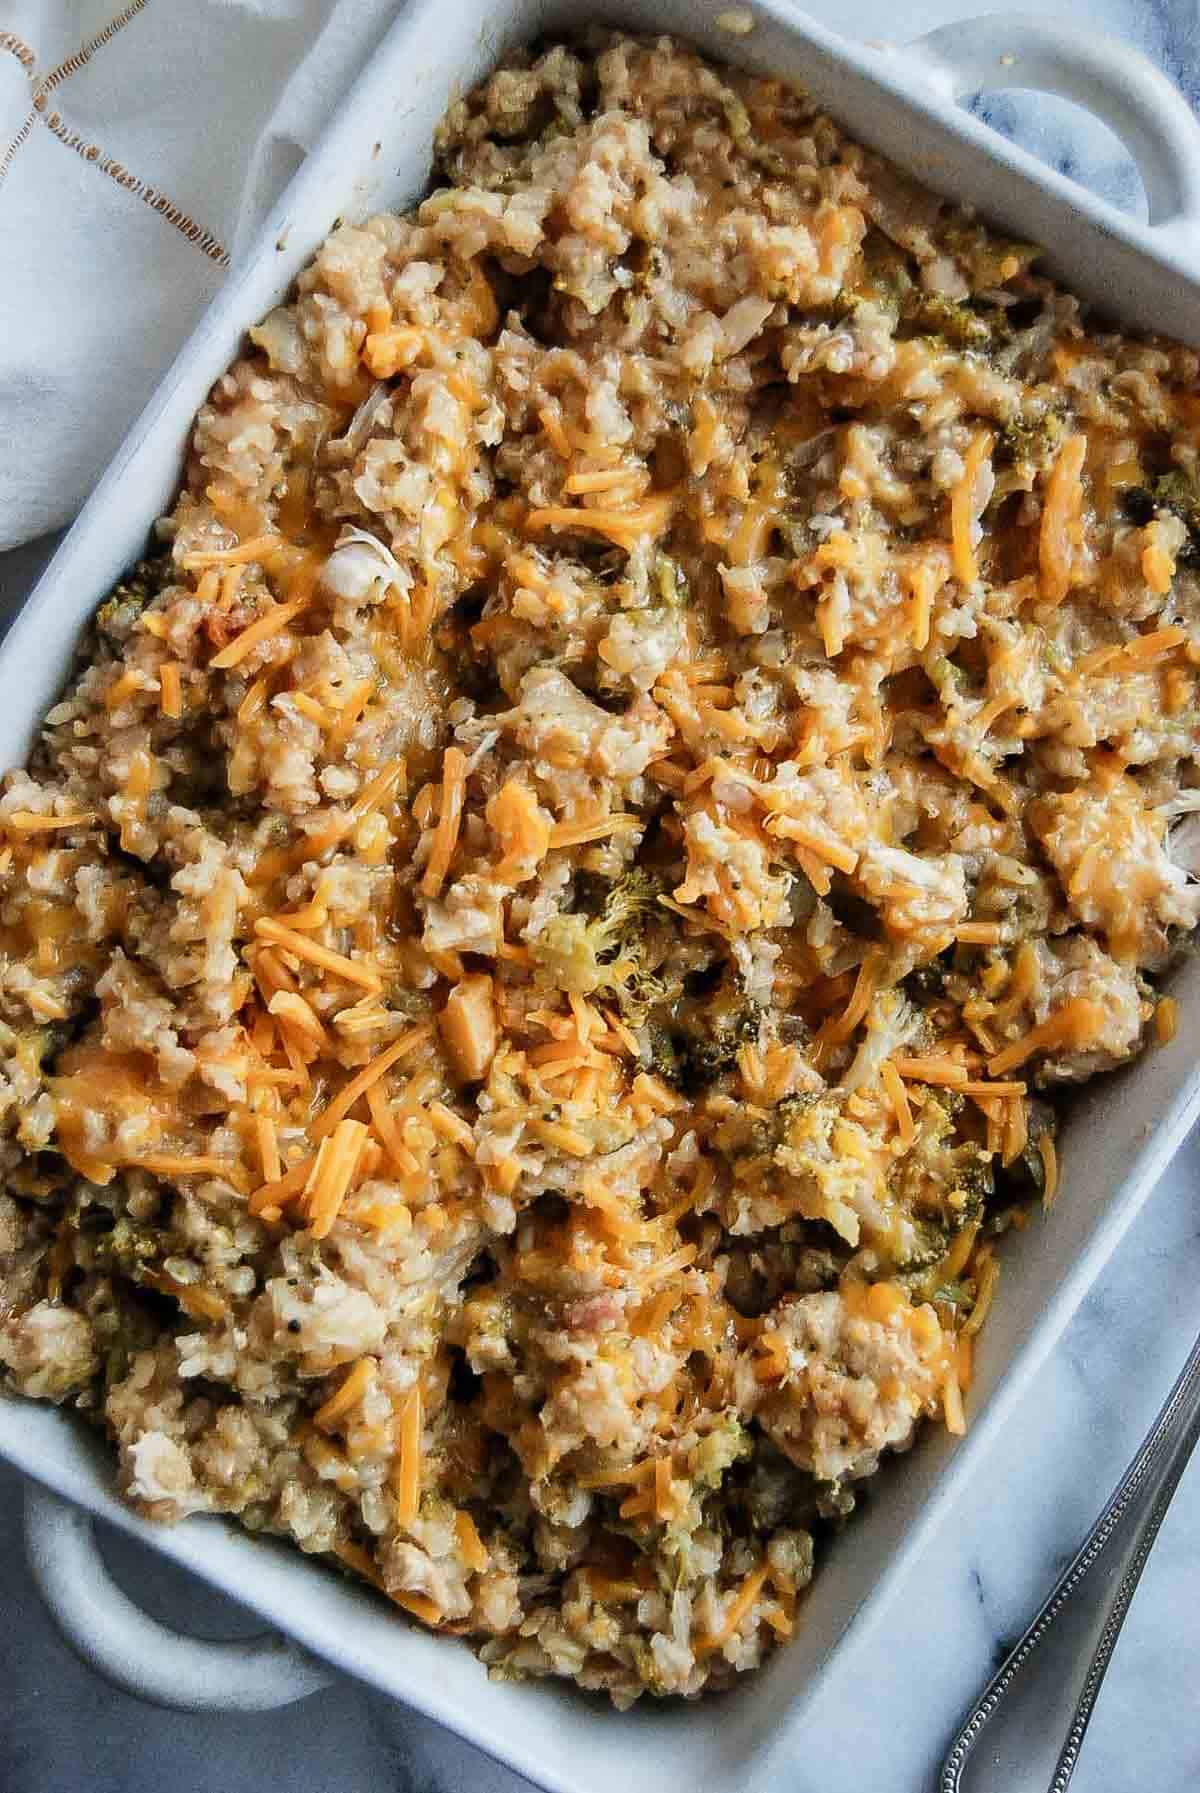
[892,1055,969,1087]
[159,663,183,718]
[252,918,383,993]
[547,814,641,850]
[304,1118,368,1239]
[255,1114,281,1184]
[389,1588,442,1627]
[694,1561,770,1656]
[420,746,468,900]
[1039,433,1088,606]
[311,1024,432,1140]
[1156,996,1178,1044]
[131,1153,242,1182]
[881,1061,915,1146]
[315,1357,375,1432]
[209,596,307,671]
[987,998,1104,1076]
[950,430,993,587]
[525,495,673,551]
[454,1511,489,1574]
[248,1152,314,1215]
[182,533,282,569]
[4,810,96,834]
[393,1384,423,1527]
[537,404,572,459]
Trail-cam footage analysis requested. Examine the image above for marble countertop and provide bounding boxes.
[3,2,1200,1789]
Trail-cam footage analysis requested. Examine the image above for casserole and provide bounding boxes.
[7,0,1198,1785]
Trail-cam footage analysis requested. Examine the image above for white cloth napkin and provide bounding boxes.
[0,0,400,550]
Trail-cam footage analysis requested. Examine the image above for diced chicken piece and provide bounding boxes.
[486,779,552,883]
[439,973,496,1081]
[676,808,791,933]
[985,935,1145,1084]
[1030,780,1200,964]
[507,667,671,781]
[752,1287,951,1482]
[856,843,968,940]
[126,1431,205,1520]
[422,874,504,956]
[0,1300,97,1403]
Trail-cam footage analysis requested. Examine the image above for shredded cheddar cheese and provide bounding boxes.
[950,430,993,587]
[393,1385,422,1527]
[420,745,467,900]
[988,999,1104,1076]
[694,1561,770,1656]
[304,1118,368,1238]
[253,918,383,994]
[311,1025,432,1140]
[1039,433,1087,606]
[4,810,96,833]
[208,596,308,670]
[158,662,183,718]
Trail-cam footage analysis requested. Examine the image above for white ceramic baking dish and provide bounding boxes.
[6,3,1200,1787]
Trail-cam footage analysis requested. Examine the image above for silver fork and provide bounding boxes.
[939,1326,1200,1792]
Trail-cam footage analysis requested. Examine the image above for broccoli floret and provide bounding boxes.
[675,1034,739,1093]
[896,1215,956,1274]
[599,868,663,936]
[530,869,668,1011]
[89,1216,162,1274]
[652,553,689,609]
[1125,471,1200,564]
[529,913,619,998]
[829,288,878,326]
[662,1002,761,1097]
[708,1088,832,1166]
[1151,471,1200,531]
[901,290,1001,352]
[742,1089,825,1158]
[644,1024,682,1084]
[903,956,951,1007]
[996,406,1066,476]
[96,552,174,644]
[949,1160,991,1222]
[18,1022,74,1073]
[776,516,816,560]
[836,233,914,322]
[691,1415,752,1491]
[939,224,1041,292]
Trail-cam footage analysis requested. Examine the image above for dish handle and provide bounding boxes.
[23,1482,333,1711]
[900,13,1200,239]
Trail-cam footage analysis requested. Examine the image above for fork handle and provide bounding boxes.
[939,1326,1200,1792]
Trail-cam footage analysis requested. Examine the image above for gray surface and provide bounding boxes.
[0,1460,531,1793]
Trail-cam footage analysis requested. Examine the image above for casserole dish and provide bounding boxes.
[7,1,1200,1786]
